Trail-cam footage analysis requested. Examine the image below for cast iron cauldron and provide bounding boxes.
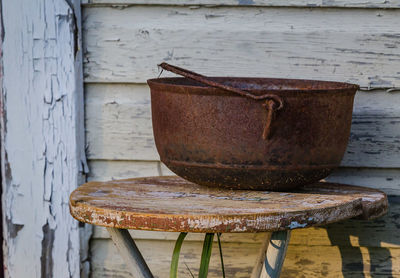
[148,63,359,191]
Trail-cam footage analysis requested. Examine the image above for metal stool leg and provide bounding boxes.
[251,230,291,278]
[107,228,154,278]
[251,233,272,278]
[263,230,291,278]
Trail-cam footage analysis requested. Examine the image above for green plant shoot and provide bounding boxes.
[198,233,214,278]
[170,232,188,278]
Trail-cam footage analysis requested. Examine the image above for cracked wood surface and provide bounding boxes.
[0,0,90,277]
[69,176,387,233]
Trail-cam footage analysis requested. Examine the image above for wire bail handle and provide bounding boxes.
[158,62,284,140]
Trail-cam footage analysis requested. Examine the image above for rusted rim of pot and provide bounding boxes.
[147,77,359,96]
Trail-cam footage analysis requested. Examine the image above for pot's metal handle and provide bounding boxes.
[262,100,277,140]
[158,62,284,140]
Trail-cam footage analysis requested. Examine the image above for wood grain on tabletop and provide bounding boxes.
[90,194,400,249]
[86,162,399,249]
[70,176,387,232]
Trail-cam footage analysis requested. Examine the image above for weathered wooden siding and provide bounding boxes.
[82,2,400,277]
[83,6,400,89]
[90,238,400,277]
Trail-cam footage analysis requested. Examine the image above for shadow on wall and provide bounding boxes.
[326,196,399,277]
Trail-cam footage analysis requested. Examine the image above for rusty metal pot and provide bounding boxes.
[148,63,359,191]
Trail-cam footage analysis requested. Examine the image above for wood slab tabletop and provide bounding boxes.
[69,176,388,233]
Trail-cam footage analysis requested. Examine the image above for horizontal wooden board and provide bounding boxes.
[282,245,400,278]
[84,84,155,160]
[85,84,400,167]
[88,160,400,196]
[90,238,400,277]
[342,116,400,167]
[325,168,400,195]
[90,238,262,278]
[87,160,161,181]
[83,6,400,88]
[84,0,400,8]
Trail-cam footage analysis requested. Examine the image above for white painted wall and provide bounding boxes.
[1,0,90,277]
[81,1,400,277]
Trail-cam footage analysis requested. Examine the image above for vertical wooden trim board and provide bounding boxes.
[0,2,4,277]
[0,0,89,278]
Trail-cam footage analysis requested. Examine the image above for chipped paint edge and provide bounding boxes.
[70,195,366,233]
[0,1,90,277]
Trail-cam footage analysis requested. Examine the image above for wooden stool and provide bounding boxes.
[69,176,388,278]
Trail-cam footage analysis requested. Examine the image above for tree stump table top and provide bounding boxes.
[69,176,387,233]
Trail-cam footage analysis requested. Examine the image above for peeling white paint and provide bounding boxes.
[1,0,89,277]
[288,221,308,229]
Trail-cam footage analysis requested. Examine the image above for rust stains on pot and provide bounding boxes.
[148,63,359,191]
